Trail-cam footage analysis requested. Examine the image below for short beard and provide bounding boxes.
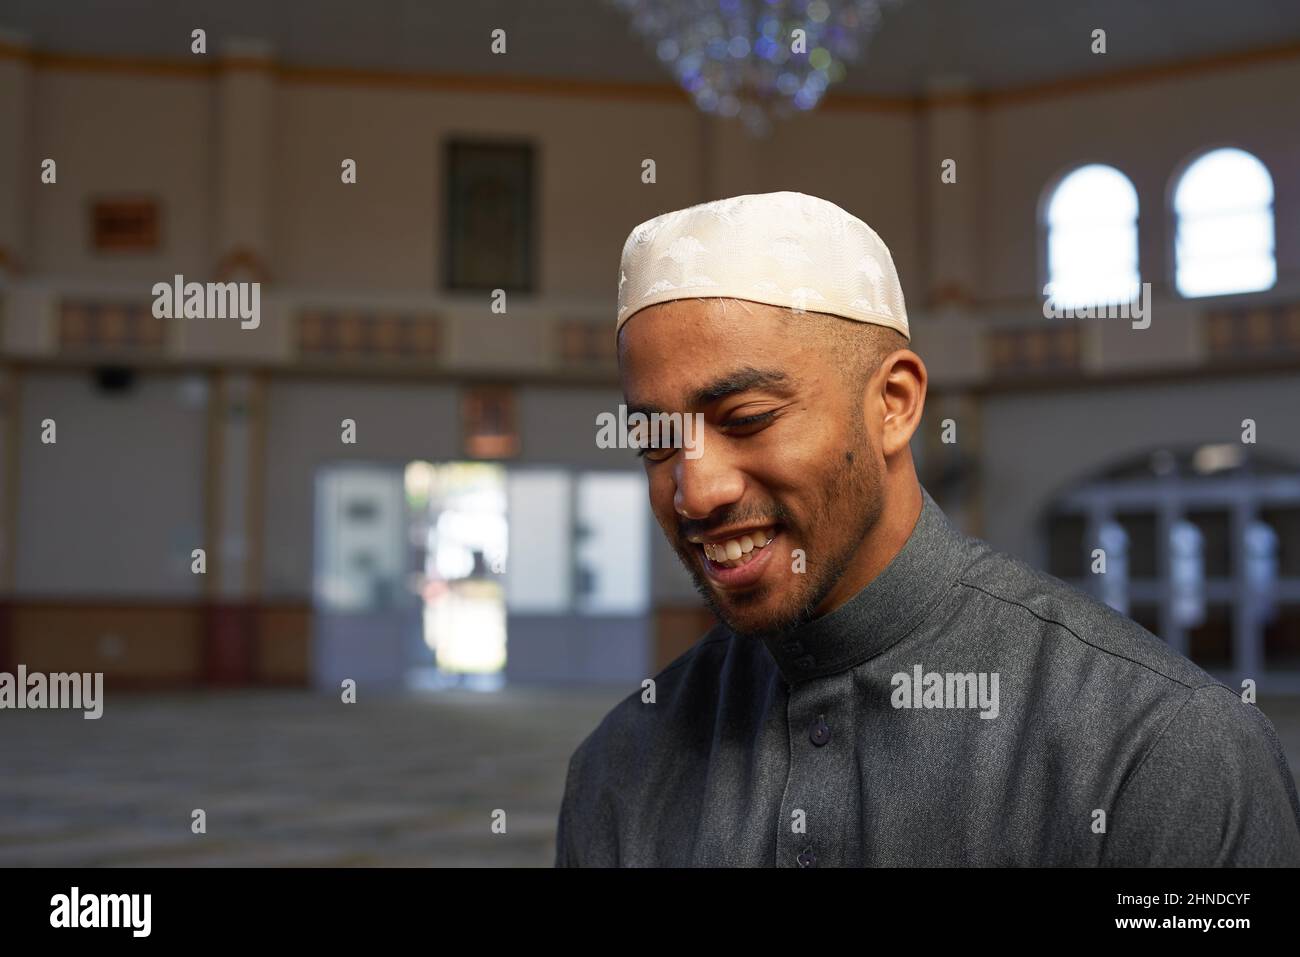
[672,411,883,641]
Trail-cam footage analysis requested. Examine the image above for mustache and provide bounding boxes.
[676,503,794,541]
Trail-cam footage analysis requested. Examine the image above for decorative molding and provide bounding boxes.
[282,64,690,102]
[10,40,1299,112]
[986,41,1300,107]
[1206,302,1300,360]
[14,47,687,101]
[296,309,442,361]
[556,319,617,365]
[215,246,271,283]
[814,91,917,113]
[58,299,166,352]
[986,324,1082,376]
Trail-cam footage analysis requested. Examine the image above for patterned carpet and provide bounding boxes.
[0,687,625,867]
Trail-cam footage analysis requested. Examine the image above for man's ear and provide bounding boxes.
[877,349,927,457]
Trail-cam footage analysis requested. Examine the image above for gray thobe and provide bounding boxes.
[554,488,1300,866]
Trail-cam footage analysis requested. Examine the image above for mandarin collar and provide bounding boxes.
[758,486,973,684]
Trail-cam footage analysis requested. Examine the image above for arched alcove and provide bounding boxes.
[1042,446,1300,684]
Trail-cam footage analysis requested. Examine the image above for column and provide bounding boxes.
[922,76,980,310]
[0,31,32,277]
[213,38,275,281]
[203,370,268,684]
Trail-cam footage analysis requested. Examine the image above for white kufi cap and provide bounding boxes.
[616,190,908,340]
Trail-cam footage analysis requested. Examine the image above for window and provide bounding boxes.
[444,140,535,292]
[1043,164,1140,308]
[1173,147,1275,298]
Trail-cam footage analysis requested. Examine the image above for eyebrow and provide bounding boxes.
[628,366,791,417]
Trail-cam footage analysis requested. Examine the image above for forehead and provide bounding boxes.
[619,299,813,405]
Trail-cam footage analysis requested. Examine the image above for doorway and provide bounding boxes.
[311,460,651,691]
[405,460,508,690]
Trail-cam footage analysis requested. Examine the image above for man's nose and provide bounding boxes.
[672,446,745,519]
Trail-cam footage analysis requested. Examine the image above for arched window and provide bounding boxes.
[1173,147,1275,298]
[1043,164,1140,309]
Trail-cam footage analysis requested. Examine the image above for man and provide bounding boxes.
[554,190,1300,867]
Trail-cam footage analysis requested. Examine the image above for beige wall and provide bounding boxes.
[5,49,1300,603]
[759,106,923,307]
[30,70,213,281]
[17,63,926,302]
[272,84,709,294]
[18,55,1296,314]
[981,58,1300,303]
[15,370,207,597]
[980,371,1300,563]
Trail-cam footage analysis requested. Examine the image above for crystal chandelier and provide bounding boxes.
[608,0,895,136]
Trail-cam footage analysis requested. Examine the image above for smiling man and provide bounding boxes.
[554,190,1300,867]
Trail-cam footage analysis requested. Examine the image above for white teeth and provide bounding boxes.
[703,528,777,567]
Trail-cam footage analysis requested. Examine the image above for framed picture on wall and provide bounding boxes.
[443,140,536,293]
[89,197,161,253]
[462,385,520,459]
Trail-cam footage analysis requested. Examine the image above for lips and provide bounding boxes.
[695,526,780,590]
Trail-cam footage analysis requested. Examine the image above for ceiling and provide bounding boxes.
[3,0,1299,96]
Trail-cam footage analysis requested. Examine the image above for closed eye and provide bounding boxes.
[637,410,778,460]
[636,444,674,461]
[723,411,778,430]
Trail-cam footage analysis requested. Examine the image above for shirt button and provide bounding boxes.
[797,847,817,867]
[809,716,831,747]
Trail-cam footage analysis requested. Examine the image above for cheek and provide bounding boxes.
[760,426,860,517]
[763,417,849,487]
[647,471,678,529]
